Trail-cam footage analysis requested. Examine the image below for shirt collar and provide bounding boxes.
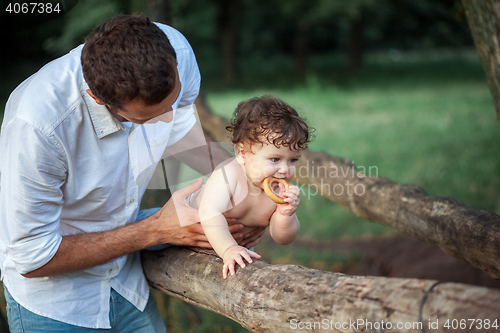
[80,73,184,139]
[81,79,126,139]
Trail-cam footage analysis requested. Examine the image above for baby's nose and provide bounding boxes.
[278,163,289,174]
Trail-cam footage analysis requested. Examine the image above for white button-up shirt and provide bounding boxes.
[0,24,200,329]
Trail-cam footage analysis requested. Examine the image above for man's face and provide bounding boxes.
[87,71,182,124]
[111,76,181,124]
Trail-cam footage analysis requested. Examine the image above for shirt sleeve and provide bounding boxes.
[168,27,201,147]
[156,22,201,108]
[1,119,66,274]
[177,40,201,109]
[168,105,198,148]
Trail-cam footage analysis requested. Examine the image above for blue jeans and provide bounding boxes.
[4,287,165,333]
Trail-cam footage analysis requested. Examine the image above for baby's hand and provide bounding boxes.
[222,245,261,279]
[277,185,301,216]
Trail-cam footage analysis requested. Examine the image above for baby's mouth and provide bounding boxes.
[270,182,280,195]
[270,179,287,196]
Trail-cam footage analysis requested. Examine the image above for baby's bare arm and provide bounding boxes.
[269,213,300,245]
[198,163,262,277]
[198,163,248,256]
[269,185,301,245]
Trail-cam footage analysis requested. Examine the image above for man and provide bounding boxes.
[0,15,262,332]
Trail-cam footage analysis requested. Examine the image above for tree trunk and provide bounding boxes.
[348,16,364,73]
[194,95,500,279]
[142,0,171,24]
[294,20,309,79]
[462,0,500,123]
[142,246,500,333]
[216,0,240,84]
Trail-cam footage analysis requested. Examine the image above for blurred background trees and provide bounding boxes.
[0,0,473,89]
[2,1,498,332]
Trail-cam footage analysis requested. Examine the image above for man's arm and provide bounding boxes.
[22,179,243,278]
[164,119,232,176]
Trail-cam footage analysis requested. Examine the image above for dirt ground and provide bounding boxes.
[287,235,500,289]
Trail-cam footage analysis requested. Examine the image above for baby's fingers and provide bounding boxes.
[235,254,247,268]
[239,251,257,266]
[284,196,299,204]
[283,189,299,202]
[223,261,236,279]
[288,185,301,196]
[246,250,261,259]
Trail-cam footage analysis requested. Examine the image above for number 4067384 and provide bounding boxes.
[5,2,61,14]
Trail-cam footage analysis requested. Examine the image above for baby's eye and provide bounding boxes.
[290,159,299,164]
[270,158,280,163]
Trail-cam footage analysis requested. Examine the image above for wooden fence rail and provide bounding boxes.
[142,247,500,333]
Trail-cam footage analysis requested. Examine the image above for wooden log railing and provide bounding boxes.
[142,247,500,333]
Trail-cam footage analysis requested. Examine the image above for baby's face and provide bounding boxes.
[242,142,302,186]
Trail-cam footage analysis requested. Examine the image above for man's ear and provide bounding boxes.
[86,89,106,105]
[235,143,245,165]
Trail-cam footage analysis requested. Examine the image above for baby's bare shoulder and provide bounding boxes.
[213,158,246,186]
[199,158,245,205]
[214,157,240,174]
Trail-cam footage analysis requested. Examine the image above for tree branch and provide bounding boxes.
[142,247,500,332]
[462,0,500,123]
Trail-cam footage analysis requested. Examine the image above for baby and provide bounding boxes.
[190,95,312,278]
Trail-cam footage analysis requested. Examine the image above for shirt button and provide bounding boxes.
[132,166,136,171]
[130,198,135,203]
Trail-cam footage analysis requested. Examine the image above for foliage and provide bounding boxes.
[279,0,377,20]
[43,0,125,55]
[0,0,473,78]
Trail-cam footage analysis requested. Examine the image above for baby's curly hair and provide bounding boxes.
[226,95,313,150]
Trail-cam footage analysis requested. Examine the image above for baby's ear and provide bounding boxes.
[235,143,245,165]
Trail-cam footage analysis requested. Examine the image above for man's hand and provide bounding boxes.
[238,226,266,248]
[153,178,245,248]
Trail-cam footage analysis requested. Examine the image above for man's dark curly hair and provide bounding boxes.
[226,95,313,151]
[81,15,177,109]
